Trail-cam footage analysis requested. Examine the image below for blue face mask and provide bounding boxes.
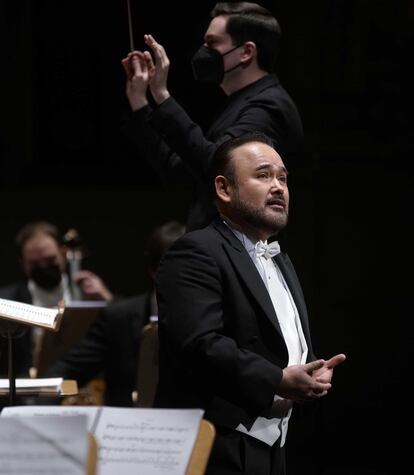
[191,45,242,84]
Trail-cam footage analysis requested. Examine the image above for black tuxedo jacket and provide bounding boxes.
[122,74,304,231]
[48,293,151,406]
[154,219,316,431]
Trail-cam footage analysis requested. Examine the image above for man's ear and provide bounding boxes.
[215,175,232,203]
[241,41,256,62]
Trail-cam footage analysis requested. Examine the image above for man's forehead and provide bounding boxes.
[205,16,228,39]
[23,234,60,254]
[232,142,285,167]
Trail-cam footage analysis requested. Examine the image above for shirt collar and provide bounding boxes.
[28,273,71,307]
[222,219,266,258]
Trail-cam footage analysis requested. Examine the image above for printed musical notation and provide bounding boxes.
[1,405,204,475]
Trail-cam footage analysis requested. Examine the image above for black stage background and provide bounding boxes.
[1,1,412,473]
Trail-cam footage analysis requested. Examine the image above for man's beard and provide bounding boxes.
[232,191,288,236]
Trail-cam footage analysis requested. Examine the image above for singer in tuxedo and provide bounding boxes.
[154,132,346,475]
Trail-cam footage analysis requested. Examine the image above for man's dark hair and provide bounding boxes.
[144,221,185,272]
[209,131,275,197]
[211,2,281,72]
[15,221,63,256]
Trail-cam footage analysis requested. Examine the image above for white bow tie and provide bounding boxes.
[254,240,281,260]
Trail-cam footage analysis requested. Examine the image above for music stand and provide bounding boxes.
[0,320,28,406]
[34,302,105,377]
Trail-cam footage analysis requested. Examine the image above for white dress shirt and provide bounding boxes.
[228,225,308,446]
[28,273,73,365]
[28,273,72,308]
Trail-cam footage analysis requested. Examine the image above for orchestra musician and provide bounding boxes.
[0,221,113,378]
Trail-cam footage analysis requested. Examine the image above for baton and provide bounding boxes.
[127,0,134,51]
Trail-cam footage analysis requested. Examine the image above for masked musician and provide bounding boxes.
[0,221,113,377]
[121,2,304,232]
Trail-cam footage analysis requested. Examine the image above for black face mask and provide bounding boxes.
[30,264,62,290]
[191,45,242,85]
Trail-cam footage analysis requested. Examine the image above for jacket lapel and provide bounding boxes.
[213,220,284,336]
[274,253,312,344]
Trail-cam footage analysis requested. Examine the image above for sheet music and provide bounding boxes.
[94,407,204,475]
[1,405,101,433]
[0,378,63,394]
[0,414,88,474]
[67,300,108,308]
[1,406,205,475]
[0,297,59,327]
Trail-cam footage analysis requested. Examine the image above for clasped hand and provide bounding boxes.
[278,353,346,402]
[121,34,170,110]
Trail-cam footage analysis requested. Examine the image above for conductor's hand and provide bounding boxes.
[72,270,113,302]
[121,51,151,111]
[143,34,171,105]
[277,360,332,402]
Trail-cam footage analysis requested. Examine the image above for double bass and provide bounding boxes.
[63,228,84,301]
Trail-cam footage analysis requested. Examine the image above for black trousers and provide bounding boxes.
[206,426,286,475]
